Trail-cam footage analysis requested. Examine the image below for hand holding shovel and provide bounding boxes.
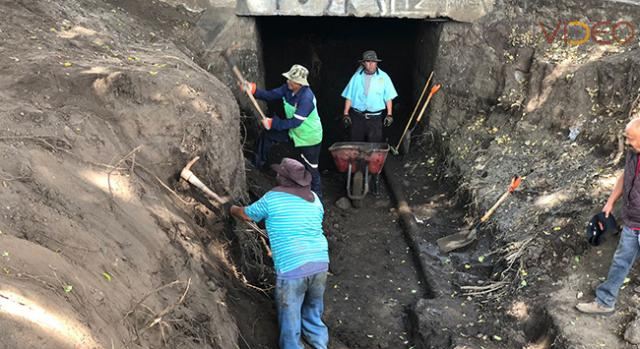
[222,48,268,125]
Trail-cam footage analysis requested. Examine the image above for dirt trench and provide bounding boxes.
[239,2,640,348]
[5,0,640,348]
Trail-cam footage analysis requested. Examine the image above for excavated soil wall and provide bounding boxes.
[0,1,278,348]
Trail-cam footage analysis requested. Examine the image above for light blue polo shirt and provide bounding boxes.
[244,191,329,275]
[341,67,398,112]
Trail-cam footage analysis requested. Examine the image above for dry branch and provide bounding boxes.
[124,280,182,319]
[139,278,191,335]
[107,145,143,210]
[461,237,535,299]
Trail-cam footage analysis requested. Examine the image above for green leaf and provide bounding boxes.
[63,285,73,293]
[478,256,485,263]
[102,272,112,282]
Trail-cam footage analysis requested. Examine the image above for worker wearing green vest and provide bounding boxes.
[243,64,324,197]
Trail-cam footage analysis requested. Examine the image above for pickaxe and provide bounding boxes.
[181,157,271,257]
[222,48,268,125]
[180,156,230,207]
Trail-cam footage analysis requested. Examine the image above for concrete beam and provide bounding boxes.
[236,0,494,22]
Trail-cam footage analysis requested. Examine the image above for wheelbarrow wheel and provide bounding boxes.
[351,171,364,208]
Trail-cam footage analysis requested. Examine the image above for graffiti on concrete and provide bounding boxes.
[238,0,492,20]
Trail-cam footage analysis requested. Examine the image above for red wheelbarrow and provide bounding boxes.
[328,142,390,207]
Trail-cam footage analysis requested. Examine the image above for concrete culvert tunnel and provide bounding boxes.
[257,16,441,168]
[245,15,474,349]
[242,13,561,349]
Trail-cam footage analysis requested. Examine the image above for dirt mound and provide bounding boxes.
[0,1,270,348]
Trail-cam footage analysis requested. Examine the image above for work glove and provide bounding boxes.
[239,80,256,95]
[342,115,351,128]
[383,115,393,127]
[261,117,273,130]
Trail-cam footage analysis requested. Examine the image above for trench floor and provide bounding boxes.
[322,145,462,348]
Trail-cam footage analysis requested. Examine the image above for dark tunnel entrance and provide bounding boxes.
[257,16,440,169]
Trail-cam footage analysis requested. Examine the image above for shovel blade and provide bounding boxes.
[436,228,477,253]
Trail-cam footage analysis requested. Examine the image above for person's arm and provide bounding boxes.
[383,74,398,111]
[603,172,624,217]
[230,205,252,221]
[272,116,303,130]
[385,99,393,116]
[341,74,358,111]
[254,84,287,102]
[231,194,269,222]
[343,99,352,116]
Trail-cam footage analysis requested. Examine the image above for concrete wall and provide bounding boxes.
[236,0,494,22]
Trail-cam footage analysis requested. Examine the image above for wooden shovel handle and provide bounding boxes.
[223,49,268,121]
[394,75,435,150]
[480,191,511,222]
[480,176,522,223]
[415,84,441,124]
[408,72,433,124]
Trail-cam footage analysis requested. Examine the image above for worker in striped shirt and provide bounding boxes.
[230,157,330,349]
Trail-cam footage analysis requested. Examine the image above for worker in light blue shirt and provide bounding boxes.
[341,50,398,143]
[341,50,397,195]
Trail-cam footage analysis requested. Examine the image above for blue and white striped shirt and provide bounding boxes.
[244,191,329,274]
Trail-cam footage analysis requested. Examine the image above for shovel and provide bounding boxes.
[436,175,522,253]
[390,83,441,155]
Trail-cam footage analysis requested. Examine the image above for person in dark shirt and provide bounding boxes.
[577,118,640,314]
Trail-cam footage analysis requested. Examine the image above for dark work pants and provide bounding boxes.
[297,143,322,199]
[256,130,322,198]
[348,109,385,195]
[255,129,291,169]
[349,109,384,143]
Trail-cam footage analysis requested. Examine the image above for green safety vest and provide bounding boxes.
[283,98,323,147]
